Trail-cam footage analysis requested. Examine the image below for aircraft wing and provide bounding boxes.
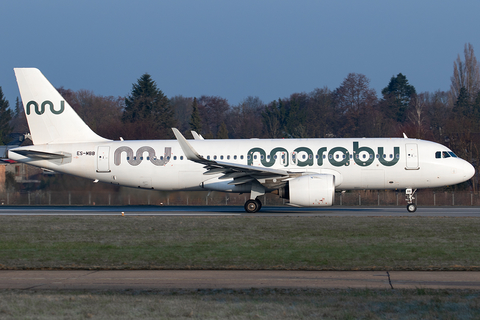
[172,128,289,182]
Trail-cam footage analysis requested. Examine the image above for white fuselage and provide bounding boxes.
[9,137,474,192]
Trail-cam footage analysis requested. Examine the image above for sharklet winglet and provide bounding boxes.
[172,128,205,162]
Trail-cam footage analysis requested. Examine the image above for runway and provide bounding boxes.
[0,205,479,216]
[1,270,480,290]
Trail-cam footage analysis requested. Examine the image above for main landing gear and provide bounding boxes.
[244,198,262,213]
[244,181,265,213]
[405,188,417,212]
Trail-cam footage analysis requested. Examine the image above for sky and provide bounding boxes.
[1,0,480,107]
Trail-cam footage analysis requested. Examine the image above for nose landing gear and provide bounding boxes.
[405,188,417,212]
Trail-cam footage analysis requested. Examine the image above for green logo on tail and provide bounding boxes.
[26,100,65,115]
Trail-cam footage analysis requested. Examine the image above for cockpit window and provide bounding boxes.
[436,151,458,159]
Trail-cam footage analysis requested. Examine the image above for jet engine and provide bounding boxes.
[281,174,335,207]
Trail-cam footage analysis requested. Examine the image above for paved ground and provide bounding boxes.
[0,205,479,217]
[1,270,480,290]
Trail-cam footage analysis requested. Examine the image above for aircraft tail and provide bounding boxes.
[14,68,109,145]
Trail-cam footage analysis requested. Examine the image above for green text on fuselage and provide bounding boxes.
[247,142,400,167]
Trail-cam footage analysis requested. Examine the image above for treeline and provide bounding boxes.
[1,43,480,189]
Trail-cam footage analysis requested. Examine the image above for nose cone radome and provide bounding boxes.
[463,161,475,180]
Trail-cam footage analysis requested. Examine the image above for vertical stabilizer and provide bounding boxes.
[14,68,110,145]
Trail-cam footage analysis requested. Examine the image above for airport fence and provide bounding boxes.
[0,189,479,207]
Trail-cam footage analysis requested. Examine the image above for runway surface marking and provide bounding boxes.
[1,270,480,290]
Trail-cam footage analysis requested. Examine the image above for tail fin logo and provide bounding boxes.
[26,100,65,115]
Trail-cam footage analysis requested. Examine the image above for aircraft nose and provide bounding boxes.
[462,161,475,180]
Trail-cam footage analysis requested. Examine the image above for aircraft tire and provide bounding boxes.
[244,199,261,213]
[406,203,417,213]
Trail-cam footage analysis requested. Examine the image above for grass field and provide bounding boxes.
[0,215,479,270]
[2,214,480,318]
[1,288,479,319]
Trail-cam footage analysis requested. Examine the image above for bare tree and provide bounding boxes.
[406,93,426,139]
[334,73,377,137]
[450,43,480,106]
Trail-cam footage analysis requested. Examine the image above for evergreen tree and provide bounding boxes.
[14,97,21,117]
[189,97,202,133]
[216,122,228,139]
[122,73,176,139]
[453,86,470,118]
[0,87,12,144]
[381,73,416,123]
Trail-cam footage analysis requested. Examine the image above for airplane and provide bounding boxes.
[6,68,475,213]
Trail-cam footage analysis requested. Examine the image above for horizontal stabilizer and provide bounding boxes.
[10,149,69,160]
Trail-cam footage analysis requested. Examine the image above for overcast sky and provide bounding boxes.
[1,0,479,107]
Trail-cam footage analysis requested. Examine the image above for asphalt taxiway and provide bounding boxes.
[1,270,480,290]
[0,205,479,217]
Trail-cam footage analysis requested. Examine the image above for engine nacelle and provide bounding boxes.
[288,174,335,206]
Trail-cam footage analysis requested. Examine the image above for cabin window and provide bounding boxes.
[160,156,164,160]
[389,154,393,159]
[309,154,313,160]
[167,156,170,160]
[335,154,339,159]
[274,155,278,159]
[329,154,332,159]
[127,157,130,160]
[302,154,306,159]
[247,155,250,160]
[207,156,210,160]
[396,154,400,159]
[323,155,326,159]
[254,155,257,160]
[180,156,184,160]
[282,154,285,160]
[220,155,224,160]
[227,155,230,160]
[173,156,177,160]
[214,155,217,160]
[260,155,264,160]
[241,155,244,160]
[234,155,237,160]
